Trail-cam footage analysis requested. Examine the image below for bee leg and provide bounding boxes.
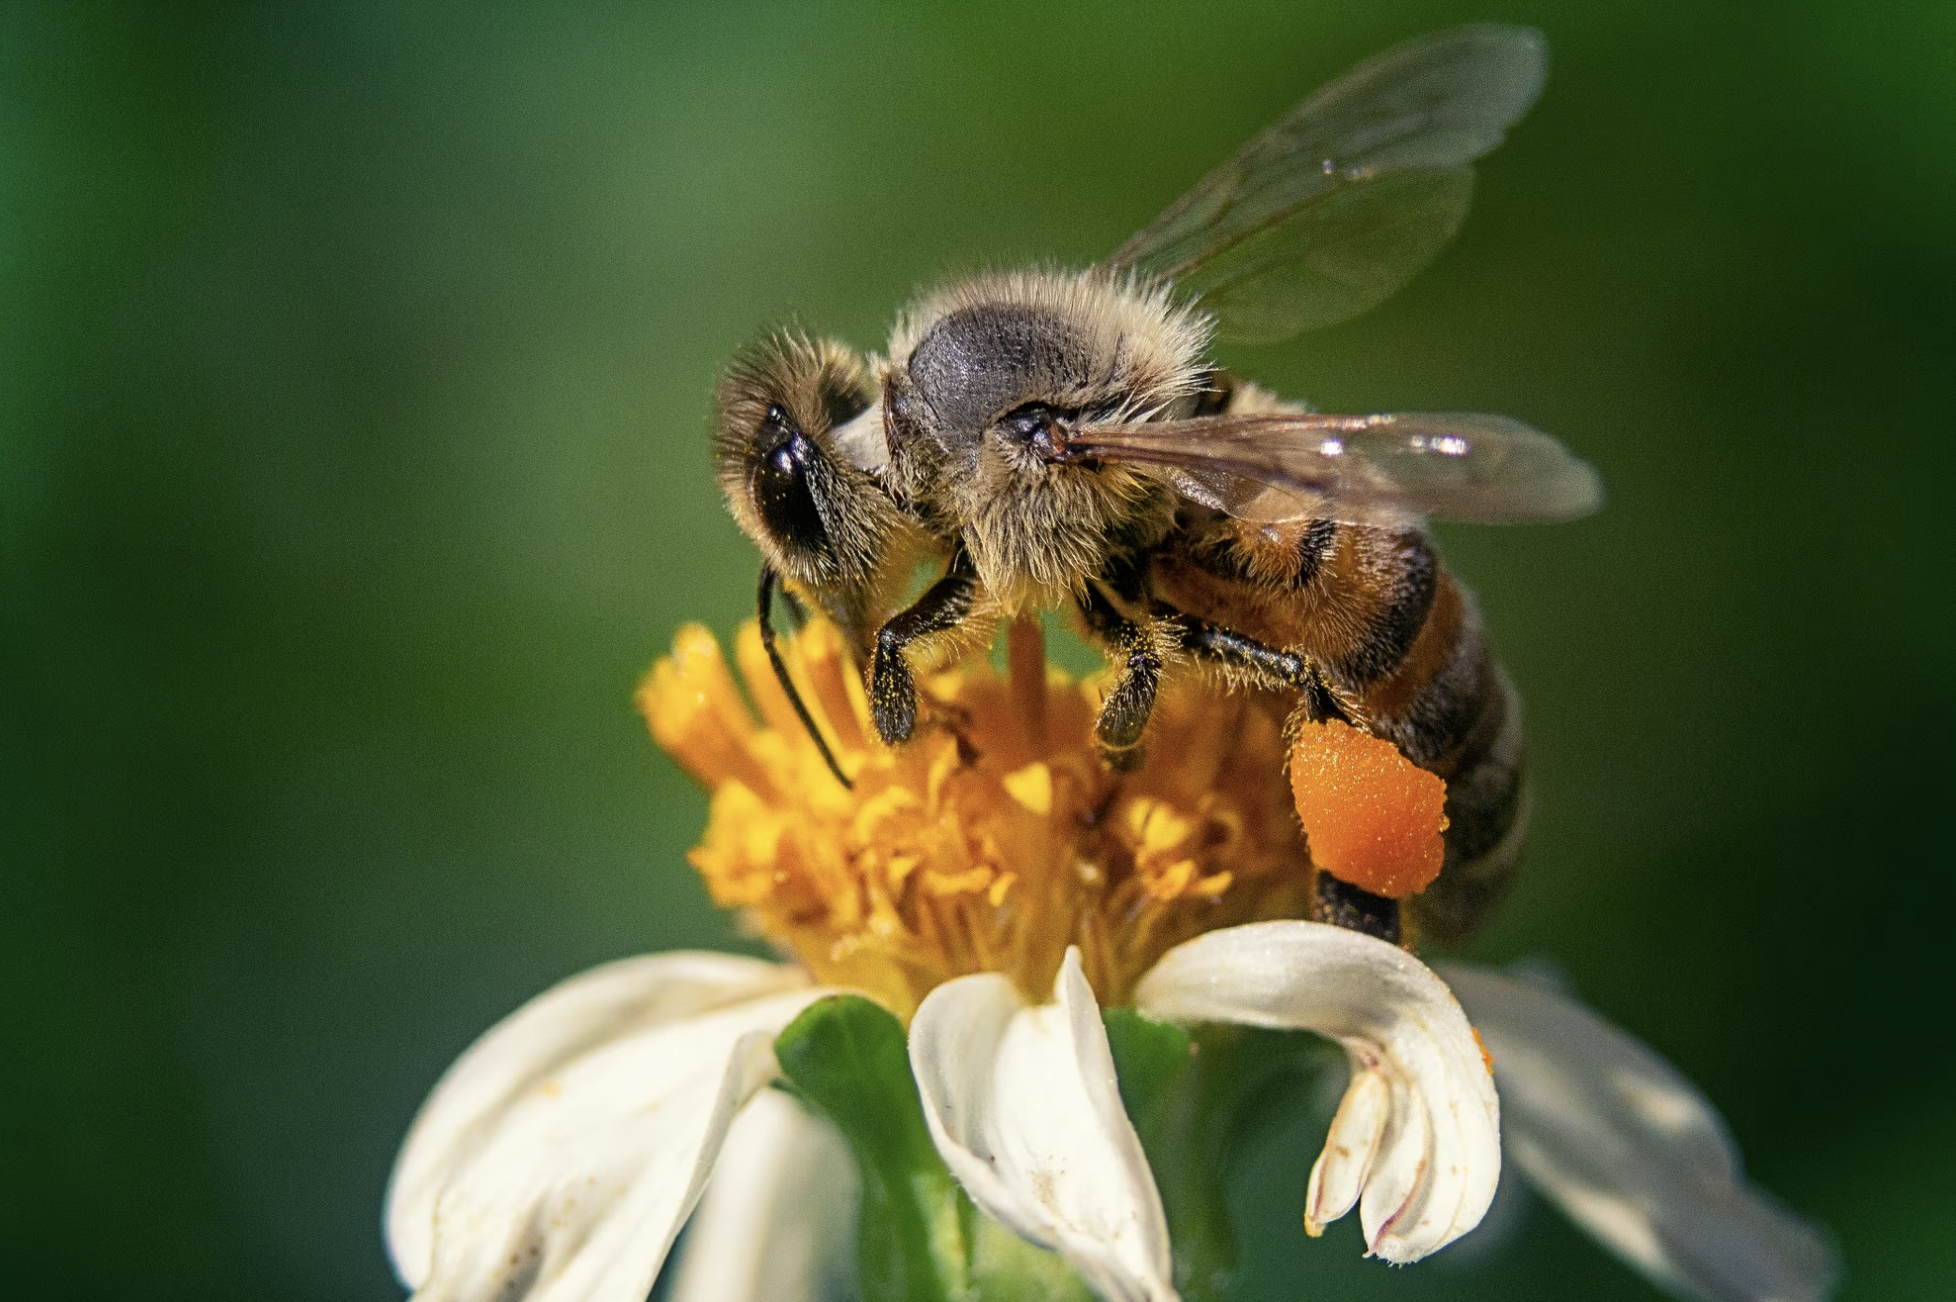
[1313,872,1402,945]
[869,550,979,745]
[1078,583,1164,769]
[1176,615,1402,940]
[1175,617,1351,722]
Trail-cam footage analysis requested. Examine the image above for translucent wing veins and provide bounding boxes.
[1063,412,1601,526]
[1105,25,1547,342]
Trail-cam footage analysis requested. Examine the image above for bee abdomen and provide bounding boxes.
[1411,672,1528,945]
[1150,517,1531,942]
[1331,530,1441,686]
[1365,585,1528,944]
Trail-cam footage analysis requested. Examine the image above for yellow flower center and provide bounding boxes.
[640,616,1315,1019]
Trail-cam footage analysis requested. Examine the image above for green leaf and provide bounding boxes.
[969,1214,1096,1302]
[775,995,968,1302]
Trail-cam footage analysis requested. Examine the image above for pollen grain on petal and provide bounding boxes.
[640,615,1316,1017]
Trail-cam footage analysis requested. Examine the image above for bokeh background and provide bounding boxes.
[7,1,1952,1298]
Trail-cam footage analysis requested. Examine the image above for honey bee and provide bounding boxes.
[711,25,1600,943]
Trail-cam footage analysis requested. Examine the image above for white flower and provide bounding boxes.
[387,619,1833,1302]
[386,921,1496,1302]
[386,933,1838,1302]
[662,1085,859,1302]
[385,953,835,1302]
[1442,964,1839,1302]
[1131,921,1501,1263]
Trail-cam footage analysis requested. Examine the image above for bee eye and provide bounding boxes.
[751,424,832,563]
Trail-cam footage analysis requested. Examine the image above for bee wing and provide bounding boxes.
[1103,25,1545,344]
[1066,411,1602,526]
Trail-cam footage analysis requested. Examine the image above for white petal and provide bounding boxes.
[908,947,1177,1302]
[665,1087,858,1302]
[1441,964,1839,1302]
[1134,920,1499,1262]
[385,952,821,1302]
[1305,1067,1391,1234]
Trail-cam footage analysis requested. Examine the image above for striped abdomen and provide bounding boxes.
[1147,513,1528,944]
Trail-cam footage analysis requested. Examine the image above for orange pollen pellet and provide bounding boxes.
[1289,719,1449,899]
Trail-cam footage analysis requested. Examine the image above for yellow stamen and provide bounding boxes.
[1001,762,1053,815]
[642,615,1316,1018]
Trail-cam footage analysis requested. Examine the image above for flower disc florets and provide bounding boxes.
[641,617,1316,1017]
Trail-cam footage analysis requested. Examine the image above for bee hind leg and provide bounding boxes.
[1312,873,1402,945]
[1175,615,1402,943]
[1175,616,1354,725]
[869,549,979,745]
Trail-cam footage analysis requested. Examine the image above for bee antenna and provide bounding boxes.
[756,565,854,789]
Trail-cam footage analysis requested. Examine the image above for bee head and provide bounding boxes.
[713,334,905,608]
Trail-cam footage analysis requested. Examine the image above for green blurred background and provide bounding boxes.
[6,1,1951,1298]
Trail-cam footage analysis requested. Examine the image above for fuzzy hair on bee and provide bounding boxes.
[879,269,1214,613]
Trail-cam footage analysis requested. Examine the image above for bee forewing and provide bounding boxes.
[1104,25,1546,343]
[1070,412,1602,526]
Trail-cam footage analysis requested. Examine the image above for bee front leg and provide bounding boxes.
[1078,582,1166,769]
[869,550,979,745]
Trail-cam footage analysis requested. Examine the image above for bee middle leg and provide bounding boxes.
[1077,582,1168,769]
[869,549,979,745]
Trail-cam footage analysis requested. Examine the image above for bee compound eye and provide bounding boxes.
[751,433,833,563]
